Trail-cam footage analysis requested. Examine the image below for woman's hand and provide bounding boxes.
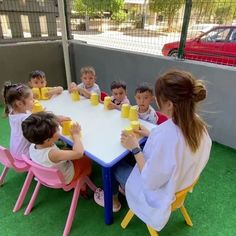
[121,131,139,150]
[134,125,150,137]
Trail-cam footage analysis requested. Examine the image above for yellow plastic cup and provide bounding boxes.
[32,88,41,100]
[123,126,133,134]
[41,87,49,100]
[62,121,73,136]
[121,104,130,118]
[71,91,80,101]
[104,96,111,109]
[32,102,44,113]
[129,106,138,121]
[131,121,140,131]
[90,92,99,106]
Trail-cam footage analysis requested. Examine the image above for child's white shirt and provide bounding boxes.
[29,144,74,184]
[135,105,158,124]
[9,112,31,160]
[77,83,101,95]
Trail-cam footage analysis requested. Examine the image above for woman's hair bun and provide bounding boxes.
[193,80,206,102]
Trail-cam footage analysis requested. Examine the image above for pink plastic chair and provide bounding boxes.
[0,145,29,186]
[15,155,97,236]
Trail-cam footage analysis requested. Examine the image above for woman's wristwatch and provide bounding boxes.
[131,147,142,155]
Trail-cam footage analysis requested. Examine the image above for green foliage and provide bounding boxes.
[73,0,124,17]
[149,0,184,31]
[111,10,128,22]
[192,0,236,24]
[214,1,236,24]
[149,0,184,13]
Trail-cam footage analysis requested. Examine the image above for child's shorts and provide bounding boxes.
[71,155,92,183]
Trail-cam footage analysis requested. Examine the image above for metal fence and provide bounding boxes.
[0,0,62,42]
[0,0,236,67]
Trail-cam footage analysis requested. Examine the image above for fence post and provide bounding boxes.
[177,0,192,59]
[46,13,58,37]
[28,13,41,38]
[57,0,72,87]
[0,18,3,39]
[8,12,24,38]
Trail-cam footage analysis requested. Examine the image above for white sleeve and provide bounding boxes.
[140,131,176,191]
[92,84,101,95]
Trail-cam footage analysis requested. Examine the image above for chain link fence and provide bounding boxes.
[0,0,236,66]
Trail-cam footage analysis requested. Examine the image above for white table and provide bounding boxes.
[40,91,156,224]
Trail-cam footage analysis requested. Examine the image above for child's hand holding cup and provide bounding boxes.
[62,120,73,136]
[70,122,82,138]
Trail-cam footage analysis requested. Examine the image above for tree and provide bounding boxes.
[73,0,124,17]
[192,0,216,23]
[192,0,236,24]
[149,0,184,32]
[214,0,236,24]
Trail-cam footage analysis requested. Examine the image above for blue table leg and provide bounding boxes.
[102,167,113,224]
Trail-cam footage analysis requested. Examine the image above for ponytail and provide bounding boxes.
[2,82,31,116]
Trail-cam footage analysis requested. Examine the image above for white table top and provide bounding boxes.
[40,91,156,167]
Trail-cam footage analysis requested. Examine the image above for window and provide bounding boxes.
[39,15,48,37]
[201,28,231,42]
[0,14,12,38]
[21,15,31,38]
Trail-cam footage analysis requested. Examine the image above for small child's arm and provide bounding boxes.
[56,115,71,126]
[68,82,78,93]
[49,123,84,162]
[47,86,63,98]
[78,87,92,98]
[107,102,120,110]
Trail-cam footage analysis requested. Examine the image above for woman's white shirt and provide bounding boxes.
[125,119,212,231]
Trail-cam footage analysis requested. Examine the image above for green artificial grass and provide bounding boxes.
[0,105,236,236]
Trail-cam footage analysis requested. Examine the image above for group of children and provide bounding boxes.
[68,66,159,124]
[2,65,162,210]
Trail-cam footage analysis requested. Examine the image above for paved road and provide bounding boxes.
[72,30,180,56]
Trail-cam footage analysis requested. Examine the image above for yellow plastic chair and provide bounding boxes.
[121,180,198,236]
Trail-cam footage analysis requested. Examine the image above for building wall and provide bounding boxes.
[0,41,66,102]
[70,41,236,149]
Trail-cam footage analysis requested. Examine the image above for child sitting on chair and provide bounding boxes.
[134,83,158,124]
[22,111,92,185]
[3,82,70,161]
[29,70,63,99]
[68,66,101,98]
[107,80,130,110]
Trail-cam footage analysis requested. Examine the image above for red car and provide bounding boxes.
[162,26,236,67]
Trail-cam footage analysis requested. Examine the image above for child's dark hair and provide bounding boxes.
[2,82,32,116]
[22,111,59,145]
[135,83,153,95]
[110,81,127,91]
[29,70,45,80]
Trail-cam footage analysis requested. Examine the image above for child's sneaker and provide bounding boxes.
[94,188,121,212]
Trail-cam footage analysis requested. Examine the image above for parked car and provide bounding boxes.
[162,26,236,67]
[187,23,218,38]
